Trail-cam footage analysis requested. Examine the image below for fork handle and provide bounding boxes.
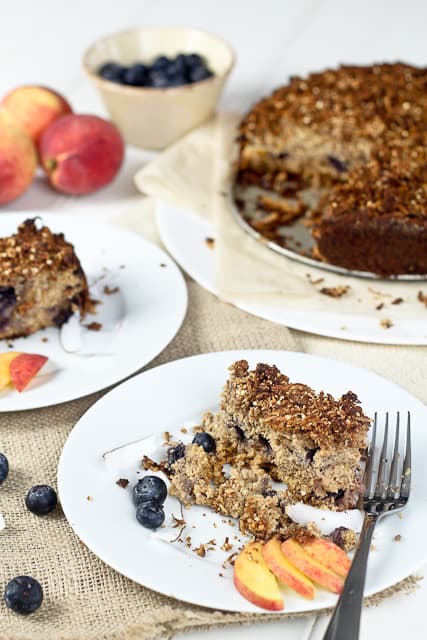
[322,514,378,640]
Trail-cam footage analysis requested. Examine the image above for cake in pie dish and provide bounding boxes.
[164,361,370,542]
[234,63,427,276]
[0,218,92,340]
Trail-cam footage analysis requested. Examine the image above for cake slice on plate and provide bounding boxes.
[166,360,370,541]
[0,218,93,340]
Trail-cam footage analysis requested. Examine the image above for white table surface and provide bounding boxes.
[1,1,426,638]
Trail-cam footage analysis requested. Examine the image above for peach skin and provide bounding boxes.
[234,542,284,611]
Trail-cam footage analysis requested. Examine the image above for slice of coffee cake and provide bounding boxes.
[0,218,92,340]
[165,360,369,541]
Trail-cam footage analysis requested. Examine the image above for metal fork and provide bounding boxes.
[323,411,412,640]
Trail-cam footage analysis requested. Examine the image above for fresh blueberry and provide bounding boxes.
[188,65,213,83]
[123,63,147,86]
[0,453,9,484]
[136,501,165,530]
[151,55,170,71]
[167,442,186,470]
[192,432,216,453]
[98,62,126,83]
[4,576,43,614]
[166,74,187,87]
[25,485,57,515]
[133,475,167,506]
[148,71,170,88]
[166,57,186,78]
[184,53,204,68]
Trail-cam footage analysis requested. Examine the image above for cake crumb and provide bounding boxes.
[376,302,384,311]
[115,478,129,489]
[194,544,206,557]
[320,285,350,298]
[85,321,102,331]
[391,297,403,305]
[205,237,215,249]
[220,536,233,552]
[306,273,325,285]
[41,337,48,342]
[394,534,402,541]
[163,431,171,442]
[180,428,188,434]
[380,318,393,329]
[103,285,120,295]
[86,496,93,501]
[160,263,166,268]
[417,291,427,306]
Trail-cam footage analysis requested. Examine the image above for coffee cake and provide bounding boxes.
[0,218,92,339]
[235,63,427,275]
[165,360,370,541]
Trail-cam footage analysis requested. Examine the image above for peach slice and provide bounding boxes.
[262,537,316,599]
[0,352,21,390]
[9,353,48,392]
[301,538,351,579]
[281,538,344,594]
[234,542,284,611]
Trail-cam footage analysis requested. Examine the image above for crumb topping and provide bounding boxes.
[222,360,370,449]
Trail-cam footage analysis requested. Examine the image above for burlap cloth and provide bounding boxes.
[1,115,425,639]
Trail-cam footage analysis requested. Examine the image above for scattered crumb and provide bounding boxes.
[41,337,49,343]
[391,297,403,305]
[370,544,377,551]
[306,273,325,285]
[394,534,402,541]
[194,544,206,557]
[219,573,224,578]
[380,318,394,329]
[103,285,120,295]
[340,325,347,331]
[185,536,192,548]
[205,237,215,249]
[213,522,218,528]
[227,552,238,566]
[7,341,14,349]
[172,514,186,529]
[160,263,166,268]
[398,512,404,519]
[368,286,392,299]
[86,496,93,501]
[180,428,188,434]
[220,536,233,552]
[320,285,350,298]
[115,478,129,489]
[119,265,126,269]
[163,431,171,442]
[417,291,427,306]
[85,321,102,331]
[376,302,384,311]
[141,455,166,473]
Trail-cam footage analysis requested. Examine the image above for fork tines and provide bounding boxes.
[364,411,411,501]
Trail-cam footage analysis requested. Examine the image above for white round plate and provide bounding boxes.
[58,350,427,614]
[156,202,427,345]
[0,212,187,411]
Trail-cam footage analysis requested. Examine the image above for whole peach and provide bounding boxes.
[39,114,124,195]
[0,119,37,205]
[0,85,72,144]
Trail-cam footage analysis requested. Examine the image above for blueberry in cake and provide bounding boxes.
[164,361,370,542]
[0,218,92,339]
[234,63,427,275]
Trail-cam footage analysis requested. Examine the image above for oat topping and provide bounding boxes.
[319,285,350,298]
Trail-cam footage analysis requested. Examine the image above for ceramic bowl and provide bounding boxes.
[83,27,235,149]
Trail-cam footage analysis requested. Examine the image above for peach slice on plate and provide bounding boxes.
[301,538,351,579]
[281,538,344,594]
[234,541,284,611]
[262,537,316,599]
[9,353,48,392]
[0,352,21,391]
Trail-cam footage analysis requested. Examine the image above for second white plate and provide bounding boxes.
[0,212,187,411]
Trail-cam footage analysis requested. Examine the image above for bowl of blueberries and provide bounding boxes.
[83,27,235,149]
